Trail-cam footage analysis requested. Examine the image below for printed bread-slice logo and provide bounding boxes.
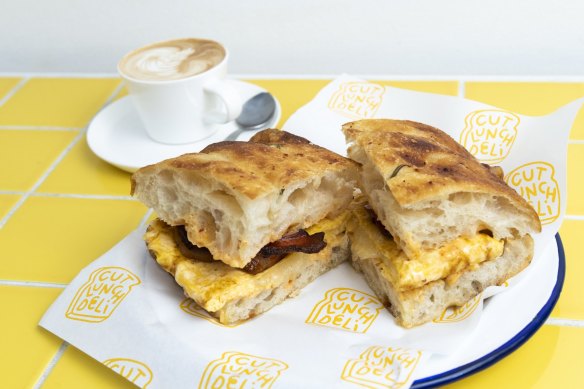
[341,346,423,389]
[306,288,384,333]
[433,293,482,323]
[66,267,141,322]
[103,358,153,388]
[460,109,520,163]
[198,351,288,389]
[180,298,238,328]
[505,161,560,225]
[328,82,385,119]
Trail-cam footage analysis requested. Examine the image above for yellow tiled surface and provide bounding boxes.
[445,325,584,389]
[465,82,584,139]
[42,346,136,389]
[0,77,582,388]
[0,129,78,191]
[37,134,132,196]
[0,285,64,389]
[552,220,584,320]
[0,78,120,127]
[0,77,22,99]
[0,194,20,219]
[567,144,584,215]
[0,196,147,283]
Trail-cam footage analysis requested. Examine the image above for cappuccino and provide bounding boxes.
[119,38,226,81]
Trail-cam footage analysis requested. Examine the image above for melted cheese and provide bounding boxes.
[349,205,504,291]
[145,211,349,313]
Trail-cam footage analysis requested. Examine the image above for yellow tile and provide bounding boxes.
[567,144,584,215]
[0,285,64,389]
[0,78,120,128]
[0,77,22,100]
[552,220,584,319]
[465,82,584,139]
[0,129,78,191]
[0,194,19,219]
[0,197,147,283]
[248,79,459,128]
[445,325,584,388]
[43,346,136,389]
[38,134,133,196]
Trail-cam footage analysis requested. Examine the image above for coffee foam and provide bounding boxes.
[120,39,226,81]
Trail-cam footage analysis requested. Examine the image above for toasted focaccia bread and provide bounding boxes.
[348,202,533,328]
[132,129,359,268]
[145,210,350,324]
[342,119,541,259]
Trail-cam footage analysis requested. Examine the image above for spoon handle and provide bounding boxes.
[224,128,244,141]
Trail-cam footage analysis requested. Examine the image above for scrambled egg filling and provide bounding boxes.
[349,205,504,291]
[145,210,349,312]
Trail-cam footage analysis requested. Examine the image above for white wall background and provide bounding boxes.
[2,0,584,76]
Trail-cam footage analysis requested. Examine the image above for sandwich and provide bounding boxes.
[342,119,541,328]
[131,129,359,324]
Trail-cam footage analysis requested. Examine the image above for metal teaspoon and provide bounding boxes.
[224,92,277,141]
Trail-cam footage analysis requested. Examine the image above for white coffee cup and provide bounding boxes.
[118,38,242,144]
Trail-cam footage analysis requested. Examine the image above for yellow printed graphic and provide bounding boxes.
[306,288,384,333]
[505,161,560,225]
[103,358,153,388]
[198,351,288,389]
[433,293,482,323]
[65,267,141,322]
[180,298,239,328]
[341,346,423,389]
[328,82,385,119]
[460,109,520,163]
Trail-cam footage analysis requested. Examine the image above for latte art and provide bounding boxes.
[119,39,226,81]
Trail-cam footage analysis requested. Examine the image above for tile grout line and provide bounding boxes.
[0,131,85,229]
[139,208,154,228]
[0,125,80,131]
[32,342,69,389]
[545,318,584,328]
[29,192,135,201]
[0,77,29,107]
[0,279,67,288]
[458,79,465,97]
[0,82,124,229]
[23,83,126,389]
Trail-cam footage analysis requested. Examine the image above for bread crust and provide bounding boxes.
[132,129,358,201]
[131,129,359,268]
[342,119,540,233]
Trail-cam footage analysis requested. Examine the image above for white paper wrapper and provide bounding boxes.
[41,75,581,389]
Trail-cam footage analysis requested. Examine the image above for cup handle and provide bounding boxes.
[203,80,242,124]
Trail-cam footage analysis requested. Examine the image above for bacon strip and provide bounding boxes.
[174,225,214,262]
[259,230,326,255]
[172,226,327,275]
[364,205,393,239]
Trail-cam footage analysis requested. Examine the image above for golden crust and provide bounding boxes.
[342,119,541,232]
[131,129,358,200]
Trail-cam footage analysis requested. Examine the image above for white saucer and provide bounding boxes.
[87,80,282,173]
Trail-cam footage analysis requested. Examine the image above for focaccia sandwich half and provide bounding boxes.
[343,119,541,328]
[132,129,359,324]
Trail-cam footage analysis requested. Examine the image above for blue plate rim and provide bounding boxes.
[412,233,566,388]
